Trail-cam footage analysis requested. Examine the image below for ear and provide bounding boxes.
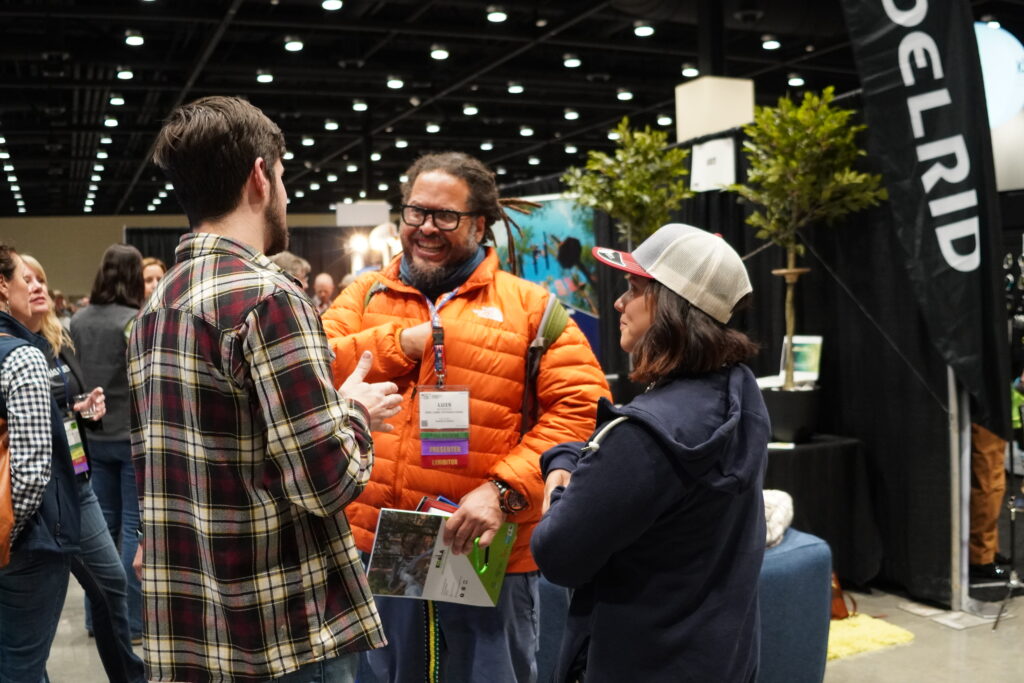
[249,157,272,202]
[472,214,486,242]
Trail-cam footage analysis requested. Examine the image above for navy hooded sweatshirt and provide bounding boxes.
[531,363,770,683]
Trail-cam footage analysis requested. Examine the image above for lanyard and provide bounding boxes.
[424,289,460,388]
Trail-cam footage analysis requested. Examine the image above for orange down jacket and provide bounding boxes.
[322,249,611,572]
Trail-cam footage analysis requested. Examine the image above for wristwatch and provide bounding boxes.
[490,479,528,515]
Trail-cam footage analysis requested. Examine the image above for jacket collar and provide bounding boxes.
[0,311,50,354]
[380,247,501,299]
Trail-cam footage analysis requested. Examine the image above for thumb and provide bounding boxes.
[349,350,373,383]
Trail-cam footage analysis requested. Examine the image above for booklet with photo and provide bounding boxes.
[366,507,517,607]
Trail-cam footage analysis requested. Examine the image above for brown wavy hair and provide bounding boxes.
[629,280,759,384]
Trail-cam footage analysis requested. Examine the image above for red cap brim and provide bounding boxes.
[591,246,652,278]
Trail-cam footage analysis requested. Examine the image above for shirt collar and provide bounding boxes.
[175,232,281,274]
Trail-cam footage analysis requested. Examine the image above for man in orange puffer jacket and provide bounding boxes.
[323,151,610,682]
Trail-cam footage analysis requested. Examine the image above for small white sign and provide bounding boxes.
[690,137,736,192]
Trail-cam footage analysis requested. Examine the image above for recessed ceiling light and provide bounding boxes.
[347,163,358,172]
[147,205,155,212]
[463,103,478,116]
[0,136,4,144]
[12,193,21,200]
[324,119,339,131]
[528,156,540,166]
[125,29,144,46]
[681,63,699,78]
[165,182,173,190]
[284,36,303,52]
[486,5,507,22]
[17,207,26,214]
[322,0,343,10]
[507,81,524,94]
[2,165,12,172]
[16,200,25,207]
[378,182,389,191]
[563,53,581,68]
[91,174,101,181]
[564,144,577,154]
[496,166,507,175]
[325,173,337,182]
[399,174,409,183]
[152,198,161,205]
[295,190,305,198]
[85,199,94,207]
[158,191,167,198]
[564,108,579,121]
[116,65,133,80]
[283,151,295,161]
[616,88,634,101]
[301,136,314,146]
[657,114,673,126]
[310,182,320,190]
[608,131,621,140]
[89,184,98,191]
[96,150,108,159]
[480,140,494,151]
[425,122,441,133]
[633,21,654,37]
[93,164,104,172]
[788,72,805,87]
[101,136,113,144]
[519,125,533,136]
[353,99,368,111]
[370,152,382,161]
[256,69,273,83]
[104,116,118,127]
[0,151,9,159]
[762,34,781,50]
[430,44,449,60]
[86,192,96,199]
[359,190,367,198]
[395,139,408,149]
[386,75,404,89]
[5,175,15,183]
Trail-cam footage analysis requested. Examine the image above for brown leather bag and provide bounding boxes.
[830,571,857,620]
[0,417,13,568]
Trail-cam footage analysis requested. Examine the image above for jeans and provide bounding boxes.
[86,439,142,638]
[71,479,146,682]
[271,653,358,682]
[360,572,540,683]
[0,550,70,683]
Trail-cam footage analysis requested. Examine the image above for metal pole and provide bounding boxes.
[947,367,966,612]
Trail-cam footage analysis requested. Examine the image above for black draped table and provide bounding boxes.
[765,434,883,585]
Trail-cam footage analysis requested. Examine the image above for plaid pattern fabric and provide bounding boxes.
[128,233,384,683]
[1,344,55,542]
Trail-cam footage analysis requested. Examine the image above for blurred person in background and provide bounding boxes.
[0,243,80,682]
[313,272,336,314]
[22,254,145,682]
[142,257,167,301]
[71,243,146,645]
[269,250,311,291]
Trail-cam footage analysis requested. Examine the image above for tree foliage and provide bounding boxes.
[562,117,693,244]
[730,87,888,256]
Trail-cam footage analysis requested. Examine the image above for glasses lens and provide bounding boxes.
[403,205,426,225]
[433,210,460,229]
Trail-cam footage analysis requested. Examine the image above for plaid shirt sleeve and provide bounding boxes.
[243,290,373,516]
[1,345,55,541]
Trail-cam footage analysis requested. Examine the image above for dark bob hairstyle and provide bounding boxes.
[89,244,145,309]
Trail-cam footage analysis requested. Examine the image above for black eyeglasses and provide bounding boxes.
[400,204,479,231]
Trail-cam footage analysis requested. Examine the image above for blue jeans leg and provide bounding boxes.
[271,653,358,682]
[86,440,142,638]
[72,480,146,682]
[0,550,70,683]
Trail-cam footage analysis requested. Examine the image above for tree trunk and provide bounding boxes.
[783,247,797,390]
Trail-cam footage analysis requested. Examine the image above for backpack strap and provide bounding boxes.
[520,295,570,435]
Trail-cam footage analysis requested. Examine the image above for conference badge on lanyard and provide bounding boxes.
[419,385,470,468]
[64,417,89,475]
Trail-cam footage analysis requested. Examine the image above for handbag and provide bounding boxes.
[830,571,857,619]
[0,417,13,568]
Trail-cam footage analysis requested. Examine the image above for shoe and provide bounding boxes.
[969,562,1009,581]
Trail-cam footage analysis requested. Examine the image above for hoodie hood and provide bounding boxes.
[599,363,769,492]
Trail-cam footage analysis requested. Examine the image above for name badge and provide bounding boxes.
[418,385,470,468]
[64,417,89,475]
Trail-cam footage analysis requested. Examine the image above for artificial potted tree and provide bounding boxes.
[562,117,693,245]
[729,86,887,441]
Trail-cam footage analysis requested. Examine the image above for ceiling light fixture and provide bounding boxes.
[430,44,449,60]
[496,166,507,175]
[2,165,12,172]
[17,208,26,214]
[322,0,343,10]
[283,151,294,160]
[116,66,134,80]
[85,199,94,207]
[109,93,125,106]
[256,69,273,83]
[370,152,382,161]
[101,136,112,144]
[165,182,173,190]
[89,184,98,191]
[657,114,673,126]
[347,163,358,172]
[425,122,441,133]
[147,205,156,212]
[788,72,805,87]
[633,21,654,37]
[564,144,577,154]
[519,125,534,136]
[0,136,5,144]
[386,75,404,89]
[324,119,339,130]
[480,140,494,151]
[982,14,1001,29]
[301,136,314,146]
[9,184,19,192]
[0,151,9,160]
[378,182,389,191]
[399,174,409,183]
[158,191,167,198]
[352,99,368,112]
[87,192,96,199]
[90,174,101,181]
[6,175,16,182]
[507,81,524,94]
[104,116,118,127]
[616,88,634,101]
[310,182,321,190]
[125,29,144,47]
[762,34,781,50]
[93,164,104,172]
[681,63,699,78]
[395,138,408,148]
[463,103,478,116]
[608,131,621,140]
[284,36,304,52]
[96,150,108,159]
[528,156,540,166]
[327,173,338,182]
[563,108,579,120]
[563,53,581,68]
[486,5,507,23]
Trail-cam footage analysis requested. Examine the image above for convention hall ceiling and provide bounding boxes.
[0,0,1018,217]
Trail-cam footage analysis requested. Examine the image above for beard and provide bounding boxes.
[263,186,289,257]
[401,228,481,293]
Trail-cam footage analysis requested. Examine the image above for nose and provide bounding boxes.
[417,214,441,235]
[613,292,626,312]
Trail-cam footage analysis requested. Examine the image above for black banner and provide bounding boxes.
[839,0,1010,437]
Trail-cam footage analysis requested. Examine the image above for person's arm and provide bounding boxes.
[530,422,681,588]
[1,345,55,541]
[245,290,378,516]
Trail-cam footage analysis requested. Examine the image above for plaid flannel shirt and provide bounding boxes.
[128,233,384,683]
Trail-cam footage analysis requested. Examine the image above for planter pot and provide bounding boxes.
[762,387,819,443]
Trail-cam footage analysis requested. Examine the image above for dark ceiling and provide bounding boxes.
[0,0,1018,217]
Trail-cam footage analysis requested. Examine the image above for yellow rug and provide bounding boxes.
[827,613,915,660]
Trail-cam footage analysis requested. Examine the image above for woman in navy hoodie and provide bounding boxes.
[532,223,770,683]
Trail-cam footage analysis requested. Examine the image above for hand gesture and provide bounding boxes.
[399,321,431,360]
[73,387,106,421]
[340,351,402,431]
[443,482,506,555]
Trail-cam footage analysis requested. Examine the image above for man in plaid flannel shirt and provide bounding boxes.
[127,96,402,683]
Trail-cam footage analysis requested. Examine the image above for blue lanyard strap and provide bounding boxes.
[424,289,459,388]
